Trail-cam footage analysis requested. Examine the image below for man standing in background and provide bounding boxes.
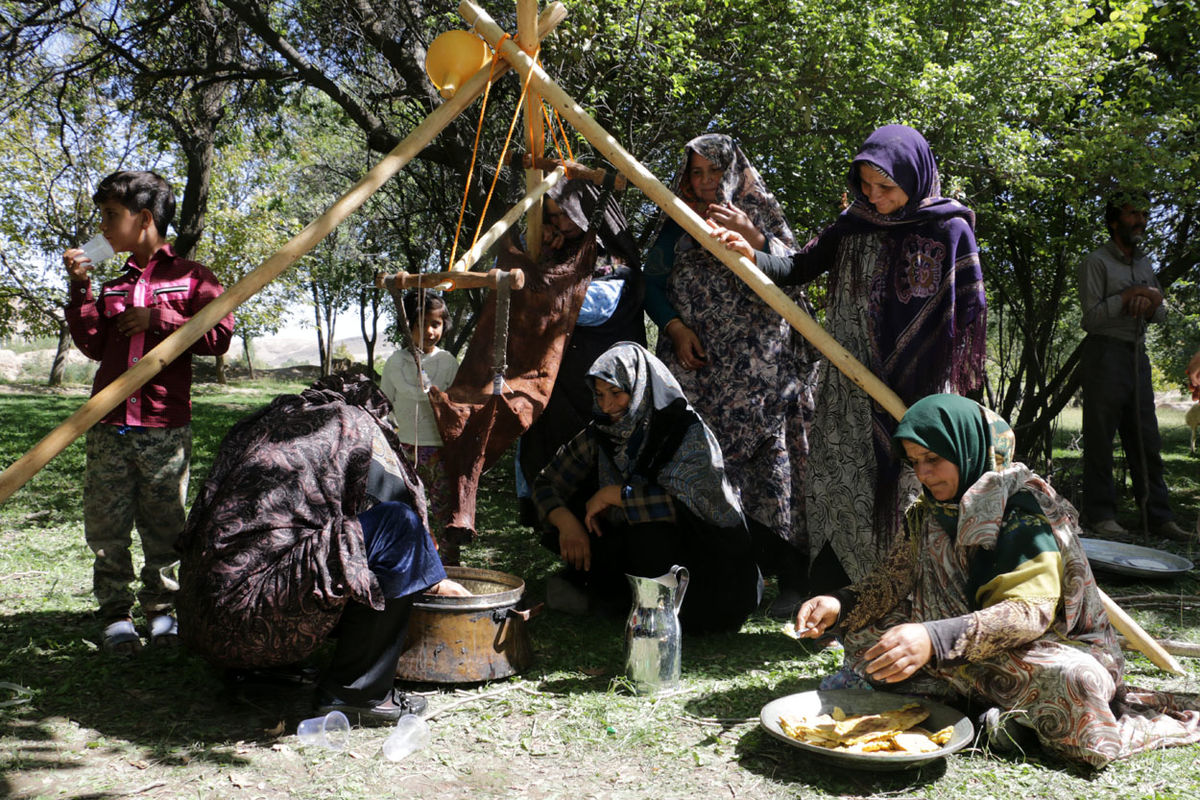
[1077,190,1190,542]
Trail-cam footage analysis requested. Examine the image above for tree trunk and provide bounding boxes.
[322,308,336,376]
[214,354,227,385]
[310,280,327,372]
[47,322,72,387]
[243,336,257,380]
[360,288,378,374]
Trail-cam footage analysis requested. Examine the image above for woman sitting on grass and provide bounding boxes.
[792,393,1200,767]
[531,342,760,633]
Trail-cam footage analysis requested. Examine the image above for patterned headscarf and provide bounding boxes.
[546,176,640,271]
[586,342,743,528]
[672,133,797,251]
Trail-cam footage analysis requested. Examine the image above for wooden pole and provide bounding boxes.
[516,155,628,194]
[1104,590,1184,672]
[376,268,525,292]
[517,0,545,262]
[459,0,1183,677]
[0,4,569,506]
[448,166,564,273]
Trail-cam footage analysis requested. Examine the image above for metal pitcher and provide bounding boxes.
[624,565,689,695]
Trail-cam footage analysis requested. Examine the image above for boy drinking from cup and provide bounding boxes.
[63,170,234,655]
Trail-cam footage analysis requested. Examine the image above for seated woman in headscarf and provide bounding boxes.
[531,342,760,634]
[516,177,645,523]
[176,371,468,726]
[792,393,1200,767]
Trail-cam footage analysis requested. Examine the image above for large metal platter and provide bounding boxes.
[1079,538,1193,579]
[760,689,973,772]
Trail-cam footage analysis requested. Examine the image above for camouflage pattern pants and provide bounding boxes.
[84,423,190,622]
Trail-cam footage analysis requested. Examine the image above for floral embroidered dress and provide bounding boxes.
[834,394,1200,768]
[645,134,818,550]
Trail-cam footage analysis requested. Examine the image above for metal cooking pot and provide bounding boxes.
[395,566,540,683]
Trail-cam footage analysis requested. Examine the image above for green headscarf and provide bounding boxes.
[893,394,992,503]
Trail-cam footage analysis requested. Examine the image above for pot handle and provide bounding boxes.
[507,602,544,623]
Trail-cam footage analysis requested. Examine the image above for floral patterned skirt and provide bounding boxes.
[841,608,1200,768]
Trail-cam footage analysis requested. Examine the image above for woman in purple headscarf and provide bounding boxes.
[716,125,987,591]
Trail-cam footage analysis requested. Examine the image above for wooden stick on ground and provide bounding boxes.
[1116,636,1200,660]
[0,3,569,506]
[459,0,1183,676]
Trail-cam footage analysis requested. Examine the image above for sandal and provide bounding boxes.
[102,619,143,656]
[316,688,428,727]
[148,614,179,647]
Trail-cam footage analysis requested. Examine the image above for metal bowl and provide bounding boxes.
[759,689,973,771]
[1079,538,1194,579]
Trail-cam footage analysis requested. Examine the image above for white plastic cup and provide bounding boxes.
[296,710,350,751]
[381,714,430,761]
[79,233,115,265]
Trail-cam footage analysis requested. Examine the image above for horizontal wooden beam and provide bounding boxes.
[376,267,525,292]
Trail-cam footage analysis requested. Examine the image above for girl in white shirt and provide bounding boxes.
[380,291,461,563]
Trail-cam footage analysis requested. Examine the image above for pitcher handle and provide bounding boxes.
[670,564,689,610]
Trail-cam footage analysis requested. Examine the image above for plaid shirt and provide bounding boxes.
[531,428,676,525]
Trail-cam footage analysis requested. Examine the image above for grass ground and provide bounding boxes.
[1,380,1198,799]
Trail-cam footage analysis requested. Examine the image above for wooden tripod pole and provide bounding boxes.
[460,0,1183,675]
[0,4,568,506]
[517,0,545,262]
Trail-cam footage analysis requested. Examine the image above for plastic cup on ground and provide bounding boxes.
[79,233,115,266]
[296,710,350,751]
[382,714,430,761]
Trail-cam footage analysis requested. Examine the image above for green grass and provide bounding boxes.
[1,381,1199,799]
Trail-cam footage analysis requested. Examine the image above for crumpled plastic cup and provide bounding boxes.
[79,233,115,265]
[381,714,430,761]
[296,710,350,751]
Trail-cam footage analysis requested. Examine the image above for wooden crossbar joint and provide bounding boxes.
[504,154,627,191]
[375,268,525,293]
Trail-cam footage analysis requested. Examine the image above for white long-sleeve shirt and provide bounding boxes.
[379,346,459,446]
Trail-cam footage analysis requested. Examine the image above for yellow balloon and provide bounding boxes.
[425,30,491,99]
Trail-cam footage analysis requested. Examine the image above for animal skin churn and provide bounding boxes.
[395,566,538,683]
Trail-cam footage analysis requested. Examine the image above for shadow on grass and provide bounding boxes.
[0,609,326,767]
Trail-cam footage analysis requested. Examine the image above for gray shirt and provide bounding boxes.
[1078,239,1166,343]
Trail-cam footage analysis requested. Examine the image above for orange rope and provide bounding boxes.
[468,41,541,249]
[447,34,510,271]
[542,102,565,162]
[554,107,575,163]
